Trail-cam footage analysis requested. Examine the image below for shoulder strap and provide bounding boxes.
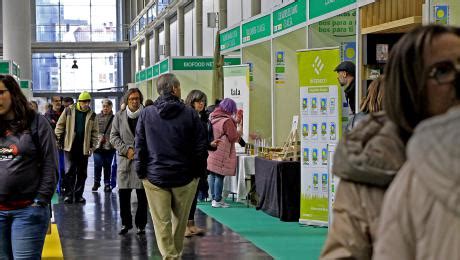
[102,115,114,135]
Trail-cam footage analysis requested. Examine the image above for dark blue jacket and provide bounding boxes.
[134,94,207,188]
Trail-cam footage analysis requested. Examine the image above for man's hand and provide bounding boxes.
[127,148,135,160]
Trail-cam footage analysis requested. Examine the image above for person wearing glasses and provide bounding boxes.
[183,90,221,237]
[0,75,58,259]
[321,25,460,259]
[110,88,148,235]
[373,26,460,260]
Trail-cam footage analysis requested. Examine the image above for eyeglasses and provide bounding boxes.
[0,89,9,96]
[428,60,460,84]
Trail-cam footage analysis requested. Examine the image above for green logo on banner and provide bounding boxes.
[20,80,29,89]
[273,0,306,34]
[309,0,356,20]
[242,14,271,44]
[298,48,341,86]
[220,26,241,51]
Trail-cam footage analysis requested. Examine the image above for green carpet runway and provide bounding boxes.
[197,200,328,260]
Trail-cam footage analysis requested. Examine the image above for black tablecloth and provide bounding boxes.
[255,157,300,222]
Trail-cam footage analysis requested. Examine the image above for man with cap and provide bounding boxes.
[334,61,356,114]
[55,91,99,203]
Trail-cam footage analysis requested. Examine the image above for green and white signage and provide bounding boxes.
[160,59,169,74]
[242,14,271,44]
[297,48,343,226]
[0,60,21,78]
[172,58,241,71]
[146,66,153,79]
[135,72,140,83]
[140,69,147,81]
[273,0,306,34]
[152,64,160,78]
[309,0,356,20]
[220,26,241,51]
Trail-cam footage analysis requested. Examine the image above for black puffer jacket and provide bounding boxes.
[134,94,207,188]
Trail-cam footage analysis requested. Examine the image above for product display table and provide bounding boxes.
[223,154,256,202]
[255,157,300,222]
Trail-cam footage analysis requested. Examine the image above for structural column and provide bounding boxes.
[154,28,160,62]
[195,0,203,56]
[218,0,227,30]
[177,6,185,56]
[164,19,170,57]
[144,37,150,68]
[2,0,31,79]
[137,42,142,70]
[251,0,261,17]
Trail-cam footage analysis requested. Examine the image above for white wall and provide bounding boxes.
[261,0,283,13]
[170,17,178,56]
[242,0,251,21]
[203,0,218,56]
[184,6,195,56]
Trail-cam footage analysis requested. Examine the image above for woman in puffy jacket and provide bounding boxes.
[321,25,460,260]
[0,75,58,259]
[207,98,242,208]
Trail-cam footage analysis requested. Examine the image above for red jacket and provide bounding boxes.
[207,108,240,176]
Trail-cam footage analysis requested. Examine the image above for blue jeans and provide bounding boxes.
[57,149,65,194]
[208,172,225,202]
[93,150,116,186]
[111,154,117,188]
[0,205,50,260]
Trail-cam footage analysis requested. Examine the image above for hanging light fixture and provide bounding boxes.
[71,60,78,69]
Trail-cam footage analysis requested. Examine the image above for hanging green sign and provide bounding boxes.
[309,0,356,20]
[20,80,30,89]
[152,64,160,77]
[273,0,306,34]
[220,26,241,51]
[242,14,271,44]
[146,66,153,79]
[140,69,147,81]
[135,72,140,82]
[0,61,10,74]
[160,59,169,74]
[172,58,241,71]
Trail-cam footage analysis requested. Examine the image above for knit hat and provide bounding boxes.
[78,91,91,101]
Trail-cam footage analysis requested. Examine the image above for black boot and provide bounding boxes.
[92,183,100,192]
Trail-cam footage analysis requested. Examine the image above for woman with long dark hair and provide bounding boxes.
[0,75,57,259]
[184,90,220,236]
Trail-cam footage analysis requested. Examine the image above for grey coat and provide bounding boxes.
[110,109,143,189]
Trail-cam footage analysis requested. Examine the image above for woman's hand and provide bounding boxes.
[210,139,222,148]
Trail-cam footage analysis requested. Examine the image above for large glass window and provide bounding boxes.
[36,0,117,42]
[32,52,121,93]
[157,0,170,14]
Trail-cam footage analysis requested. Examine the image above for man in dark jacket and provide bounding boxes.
[44,95,65,193]
[335,61,356,114]
[135,73,207,259]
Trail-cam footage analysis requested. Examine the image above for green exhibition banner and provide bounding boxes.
[146,66,153,79]
[242,14,271,44]
[309,0,356,20]
[20,80,30,89]
[297,48,343,226]
[135,72,140,83]
[140,69,147,81]
[160,59,169,74]
[152,64,160,77]
[273,0,306,34]
[220,26,241,51]
[172,58,241,71]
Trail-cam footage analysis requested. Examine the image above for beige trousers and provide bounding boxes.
[142,178,198,260]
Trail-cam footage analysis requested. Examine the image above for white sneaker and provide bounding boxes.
[211,200,221,208]
[219,201,230,208]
